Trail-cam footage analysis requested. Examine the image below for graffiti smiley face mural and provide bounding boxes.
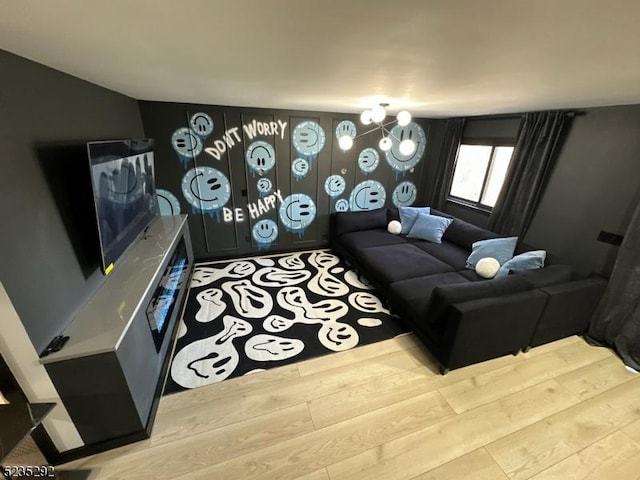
[324,175,346,198]
[291,158,310,181]
[349,180,386,211]
[358,147,380,175]
[172,127,203,167]
[385,121,426,175]
[292,120,326,160]
[156,188,182,215]
[189,112,214,139]
[392,181,418,207]
[279,193,316,235]
[256,178,273,197]
[246,140,276,177]
[252,219,279,249]
[182,166,231,219]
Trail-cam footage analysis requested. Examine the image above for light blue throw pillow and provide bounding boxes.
[466,236,518,269]
[407,213,453,243]
[399,206,430,235]
[495,250,547,278]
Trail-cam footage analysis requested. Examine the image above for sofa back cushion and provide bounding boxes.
[333,208,388,237]
[441,218,501,250]
[515,264,573,288]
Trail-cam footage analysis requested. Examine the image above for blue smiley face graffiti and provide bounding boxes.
[291,158,310,181]
[156,188,182,216]
[384,121,426,174]
[256,178,273,197]
[349,180,387,211]
[252,219,279,249]
[334,199,349,212]
[246,140,276,177]
[279,193,316,235]
[324,175,346,198]
[172,127,203,167]
[181,166,231,219]
[292,121,326,160]
[392,181,417,207]
[335,120,357,141]
[189,112,214,139]
[358,147,380,175]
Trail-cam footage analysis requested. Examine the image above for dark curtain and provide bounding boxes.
[587,199,640,371]
[428,118,465,210]
[488,111,573,237]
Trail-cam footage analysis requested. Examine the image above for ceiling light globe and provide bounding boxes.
[397,110,412,126]
[370,105,387,123]
[379,137,393,151]
[360,110,373,125]
[338,135,354,150]
[399,139,416,156]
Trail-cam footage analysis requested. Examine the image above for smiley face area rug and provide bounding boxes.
[164,249,408,394]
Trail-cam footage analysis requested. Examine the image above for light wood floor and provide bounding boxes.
[60,334,640,480]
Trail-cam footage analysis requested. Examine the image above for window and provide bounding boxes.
[448,143,514,210]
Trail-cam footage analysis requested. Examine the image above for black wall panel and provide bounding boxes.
[139,101,437,260]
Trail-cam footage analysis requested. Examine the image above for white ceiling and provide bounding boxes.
[1,0,639,117]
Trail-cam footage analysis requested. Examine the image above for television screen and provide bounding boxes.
[87,139,158,273]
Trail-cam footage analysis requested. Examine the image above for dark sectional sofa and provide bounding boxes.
[330,207,607,374]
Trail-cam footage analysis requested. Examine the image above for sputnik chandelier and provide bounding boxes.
[338,103,416,155]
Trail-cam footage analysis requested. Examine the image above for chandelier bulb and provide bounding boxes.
[360,110,373,125]
[399,139,416,156]
[379,136,393,151]
[397,110,412,126]
[338,135,354,151]
[370,104,387,123]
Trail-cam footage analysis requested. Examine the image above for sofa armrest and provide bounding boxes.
[437,290,548,371]
[528,276,608,348]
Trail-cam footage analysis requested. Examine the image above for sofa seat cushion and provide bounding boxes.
[357,244,455,283]
[412,240,471,270]
[339,230,409,257]
[388,272,470,323]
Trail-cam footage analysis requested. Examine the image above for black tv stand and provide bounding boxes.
[40,215,193,452]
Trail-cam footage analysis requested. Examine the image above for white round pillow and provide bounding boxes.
[387,220,402,235]
[475,257,500,279]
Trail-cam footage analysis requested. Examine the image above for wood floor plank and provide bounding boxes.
[326,380,579,480]
[295,468,330,480]
[159,363,300,414]
[152,347,427,443]
[521,335,582,358]
[308,367,444,428]
[554,355,636,400]
[411,448,508,480]
[622,418,640,442]
[297,333,424,377]
[527,430,640,480]
[69,403,314,479]
[172,390,455,480]
[439,340,611,413]
[486,378,640,480]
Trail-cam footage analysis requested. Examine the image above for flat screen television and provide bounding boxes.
[87,139,158,274]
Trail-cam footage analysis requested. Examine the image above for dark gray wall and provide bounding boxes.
[525,105,640,276]
[0,49,145,353]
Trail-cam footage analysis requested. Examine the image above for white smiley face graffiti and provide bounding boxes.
[392,181,417,207]
[324,175,346,198]
[181,166,231,212]
[358,147,380,174]
[189,112,214,139]
[292,120,326,159]
[279,193,316,234]
[334,199,349,212]
[246,140,276,176]
[252,219,278,248]
[349,180,387,211]
[384,121,426,173]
